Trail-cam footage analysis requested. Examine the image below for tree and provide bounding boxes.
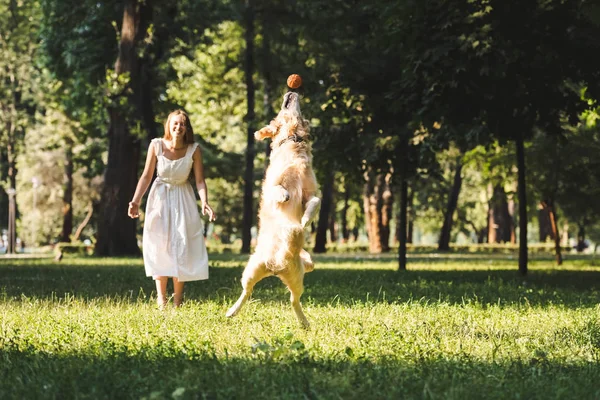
[386,0,600,275]
[41,0,233,255]
[94,0,153,256]
[0,0,42,252]
[241,0,256,254]
[555,107,600,252]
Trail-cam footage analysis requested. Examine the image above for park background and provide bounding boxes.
[1,0,600,399]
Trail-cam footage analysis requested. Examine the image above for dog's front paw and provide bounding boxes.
[273,186,290,203]
[301,215,309,228]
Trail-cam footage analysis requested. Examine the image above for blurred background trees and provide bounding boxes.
[1,0,599,275]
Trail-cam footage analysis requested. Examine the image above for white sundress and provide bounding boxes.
[142,138,209,282]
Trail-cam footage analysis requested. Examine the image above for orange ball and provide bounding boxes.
[287,74,302,89]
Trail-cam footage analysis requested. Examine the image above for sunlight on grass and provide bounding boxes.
[1,253,600,399]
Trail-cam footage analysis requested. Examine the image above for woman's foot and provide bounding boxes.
[173,297,184,308]
[157,297,167,310]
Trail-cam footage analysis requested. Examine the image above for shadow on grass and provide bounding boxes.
[1,347,599,400]
[1,256,599,308]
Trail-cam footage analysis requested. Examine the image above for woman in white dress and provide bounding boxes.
[127,110,216,308]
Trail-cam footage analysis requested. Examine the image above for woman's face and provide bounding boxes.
[169,115,186,139]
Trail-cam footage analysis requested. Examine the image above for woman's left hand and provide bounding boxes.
[202,202,216,222]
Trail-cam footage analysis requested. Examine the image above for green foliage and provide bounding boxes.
[1,254,600,398]
[167,22,247,154]
[0,0,42,162]
[15,108,101,245]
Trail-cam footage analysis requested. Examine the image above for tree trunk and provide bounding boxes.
[398,172,408,271]
[259,17,275,167]
[508,198,516,243]
[60,142,74,242]
[6,120,17,254]
[516,136,528,276]
[363,170,377,252]
[314,170,334,253]
[407,186,414,244]
[363,169,382,253]
[0,149,7,230]
[548,202,562,265]
[363,170,391,253]
[341,189,350,242]
[538,204,553,242]
[488,184,513,243]
[576,223,586,252]
[328,184,337,243]
[7,190,16,254]
[95,0,151,256]
[487,183,496,244]
[438,158,463,251]
[381,172,393,252]
[241,0,256,254]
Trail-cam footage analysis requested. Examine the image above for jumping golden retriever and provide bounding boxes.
[226,91,321,328]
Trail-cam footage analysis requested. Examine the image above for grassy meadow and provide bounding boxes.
[1,251,600,399]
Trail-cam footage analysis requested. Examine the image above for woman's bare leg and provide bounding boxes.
[155,277,168,309]
[173,277,185,307]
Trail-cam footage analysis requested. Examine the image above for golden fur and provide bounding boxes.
[226,92,321,328]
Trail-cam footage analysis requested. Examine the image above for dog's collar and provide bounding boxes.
[276,134,304,147]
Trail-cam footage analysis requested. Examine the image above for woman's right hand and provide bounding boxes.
[128,201,140,218]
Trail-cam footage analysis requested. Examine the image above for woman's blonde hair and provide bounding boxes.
[164,109,194,144]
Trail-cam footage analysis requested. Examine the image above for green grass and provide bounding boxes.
[1,252,600,399]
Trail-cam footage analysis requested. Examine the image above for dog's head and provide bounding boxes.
[280,91,302,116]
[255,92,310,145]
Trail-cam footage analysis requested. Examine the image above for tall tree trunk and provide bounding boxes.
[6,120,17,254]
[396,138,409,270]
[328,183,337,243]
[314,170,334,253]
[398,185,413,244]
[516,136,528,276]
[407,186,414,244]
[241,0,256,254]
[381,173,393,252]
[95,0,151,256]
[488,184,513,243]
[545,201,562,265]
[487,183,496,244]
[508,198,516,243]
[576,223,586,252]
[0,149,7,230]
[328,212,337,243]
[438,158,463,251]
[259,18,275,166]
[341,189,350,242]
[363,169,382,253]
[60,142,74,242]
[538,204,553,242]
[7,189,16,254]
[363,170,376,252]
[397,172,408,271]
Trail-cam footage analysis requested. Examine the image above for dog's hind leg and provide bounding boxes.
[279,268,310,329]
[226,255,270,318]
[300,249,314,273]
